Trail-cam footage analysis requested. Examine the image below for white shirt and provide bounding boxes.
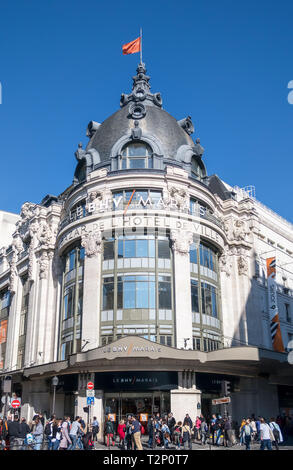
[260,423,271,440]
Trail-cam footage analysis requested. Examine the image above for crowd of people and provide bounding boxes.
[0,413,99,450]
[0,411,292,451]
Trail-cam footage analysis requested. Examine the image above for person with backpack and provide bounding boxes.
[182,419,192,450]
[269,417,283,450]
[44,416,54,450]
[105,416,115,448]
[125,416,133,450]
[241,419,254,450]
[259,417,274,450]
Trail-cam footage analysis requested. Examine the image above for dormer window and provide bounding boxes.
[120,142,153,169]
[191,156,205,179]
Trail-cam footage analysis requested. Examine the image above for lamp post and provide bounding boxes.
[51,376,59,416]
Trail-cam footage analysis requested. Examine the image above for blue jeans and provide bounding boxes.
[47,436,53,450]
[215,429,222,445]
[148,433,153,448]
[52,439,60,450]
[260,439,272,450]
[76,436,84,450]
[69,434,77,450]
[245,435,251,450]
[33,438,43,450]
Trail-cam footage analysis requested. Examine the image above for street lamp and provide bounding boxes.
[51,376,59,416]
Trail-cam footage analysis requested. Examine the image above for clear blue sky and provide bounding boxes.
[1,0,292,222]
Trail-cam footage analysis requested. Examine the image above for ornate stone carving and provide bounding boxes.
[163,185,189,212]
[74,142,101,184]
[219,247,233,277]
[39,252,49,280]
[9,249,18,293]
[38,222,56,250]
[170,229,194,256]
[233,219,248,242]
[131,120,142,139]
[86,187,112,213]
[12,233,23,254]
[238,255,248,276]
[81,229,102,257]
[177,116,194,136]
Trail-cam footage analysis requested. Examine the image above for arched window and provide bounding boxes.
[120,142,153,170]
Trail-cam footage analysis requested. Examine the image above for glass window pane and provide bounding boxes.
[136,239,148,257]
[68,250,76,271]
[103,281,114,310]
[117,281,123,309]
[118,240,123,258]
[124,240,135,258]
[104,241,114,260]
[148,239,155,258]
[149,282,156,309]
[191,281,199,313]
[136,281,149,308]
[190,244,197,264]
[123,281,136,309]
[129,158,146,169]
[128,143,149,156]
[159,282,172,309]
[158,240,170,259]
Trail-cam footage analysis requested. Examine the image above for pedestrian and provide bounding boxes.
[161,420,171,449]
[131,416,143,450]
[269,417,283,450]
[0,418,8,450]
[59,417,72,450]
[7,416,21,450]
[19,418,31,450]
[242,419,253,450]
[117,419,126,448]
[147,416,155,449]
[105,416,115,448]
[68,416,81,450]
[125,416,133,450]
[92,417,99,442]
[167,413,176,442]
[239,418,246,446]
[173,421,183,449]
[194,416,201,442]
[51,419,61,450]
[200,418,208,446]
[182,419,192,450]
[32,416,44,450]
[215,415,224,446]
[44,416,55,450]
[259,418,274,450]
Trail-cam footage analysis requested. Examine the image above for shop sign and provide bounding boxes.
[212,397,231,405]
[108,413,116,422]
[95,371,178,391]
[101,343,162,355]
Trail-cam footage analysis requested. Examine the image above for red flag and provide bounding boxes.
[122,37,141,55]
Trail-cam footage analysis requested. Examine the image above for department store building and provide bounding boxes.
[0,64,293,430]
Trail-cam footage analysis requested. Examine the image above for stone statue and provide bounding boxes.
[131,120,142,140]
[81,229,102,257]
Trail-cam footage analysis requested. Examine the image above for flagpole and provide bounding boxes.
[140,27,143,64]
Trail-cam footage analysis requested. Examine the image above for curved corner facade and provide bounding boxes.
[0,64,293,430]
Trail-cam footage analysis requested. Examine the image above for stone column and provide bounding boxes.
[170,230,198,350]
[81,229,102,351]
[171,371,201,423]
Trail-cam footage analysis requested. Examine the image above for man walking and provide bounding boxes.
[7,416,21,450]
[131,416,143,450]
[259,418,274,450]
[68,416,81,450]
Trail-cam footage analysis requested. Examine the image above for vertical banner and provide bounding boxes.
[266,257,285,352]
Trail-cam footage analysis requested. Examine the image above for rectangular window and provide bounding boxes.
[158,278,172,309]
[158,240,170,259]
[102,278,114,310]
[104,241,115,260]
[201,282,218,318]
[285,303,291,323]
[191,280,199,313]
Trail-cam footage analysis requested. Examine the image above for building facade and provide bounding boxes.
[0,64,293,430]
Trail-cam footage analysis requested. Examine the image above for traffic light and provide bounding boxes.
[222,380,231,396]
[83,406,89,413]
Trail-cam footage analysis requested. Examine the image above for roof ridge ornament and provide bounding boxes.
[120,63,163,110]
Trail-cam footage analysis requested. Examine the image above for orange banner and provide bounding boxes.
[266,257,285,352]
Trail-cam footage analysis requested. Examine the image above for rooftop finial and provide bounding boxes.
[120,63,163,110]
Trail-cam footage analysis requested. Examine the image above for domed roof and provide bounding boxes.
[86,103,195,161]
[73,63,206,184]
[86,63,196,161]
